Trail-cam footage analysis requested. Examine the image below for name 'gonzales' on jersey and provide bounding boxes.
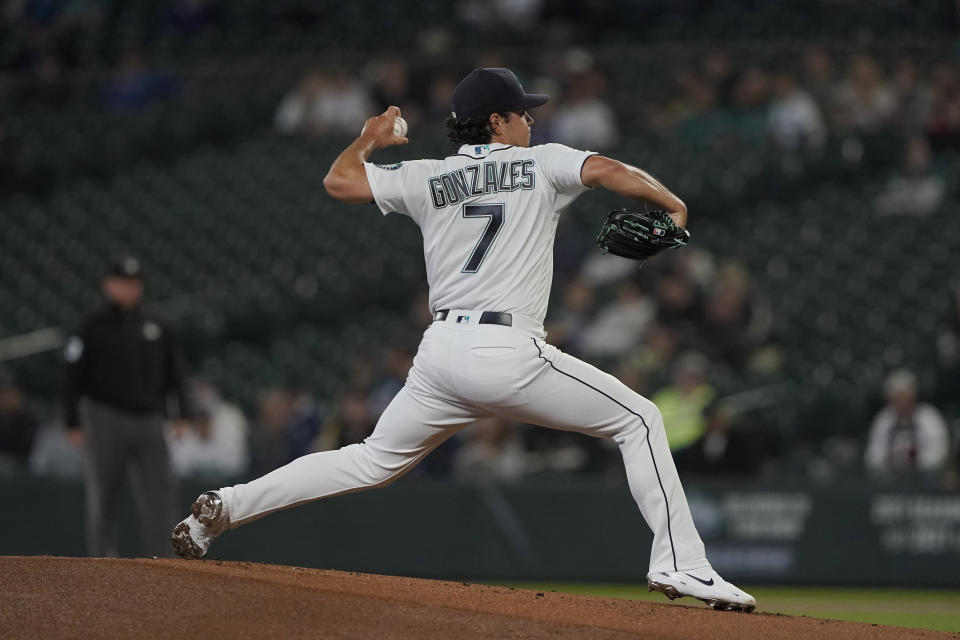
[429,159,535,208]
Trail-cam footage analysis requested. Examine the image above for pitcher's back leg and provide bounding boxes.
[172,385,482,557]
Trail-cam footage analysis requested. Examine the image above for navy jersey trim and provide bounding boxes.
[531,338,678,571]
[579,152,599,189]
[447,145,515,160]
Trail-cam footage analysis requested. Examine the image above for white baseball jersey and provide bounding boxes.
[212,138,714,583]
[363,142,596,325]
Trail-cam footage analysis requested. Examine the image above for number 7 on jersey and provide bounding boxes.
[461,203,505,273]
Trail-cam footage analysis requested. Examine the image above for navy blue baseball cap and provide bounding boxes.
[450,68,550,120]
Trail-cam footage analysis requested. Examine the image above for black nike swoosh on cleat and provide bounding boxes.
[684,573,714,586]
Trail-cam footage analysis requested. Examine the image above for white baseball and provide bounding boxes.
[393,116,408,138]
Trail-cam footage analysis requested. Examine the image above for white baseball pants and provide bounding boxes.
[218,311,707,573]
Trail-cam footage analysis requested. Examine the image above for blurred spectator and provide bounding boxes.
[325,390,375,449]
[275,72,322,136]
[288,381,323,460]
[0,373,39,472]
[935,281,960,418]
[625,324,680,390]
[615,359,650,398]
[458,0,543,32]
[552,70,619,150]
[544,278,594,354]
[654,269,703,349]
[168,379,248,480]
[697,263,770,367]
[701,49,736,104]
[367,346,414,416]
[249,388,293,475]
[452,417,526,480]
[674,247,718,292]
[644,71,687,136]
[368,59,412,113]
[864,369,950,477]
[524,437,594,475]
[727,67,769,144]
[874,136,945,217]
[103,51,178,111]
[423,75,459,125]
[274,71,374,137]
[552,215,590,279]
[579,251,640,287]
[832,55,895,133]
[802,46,838,124]
[767,69,826,149]
[890,60,933,134]
[926,63,960,151]
[651,352,716,451]
[29,421,86,479]
[579,281,655,359]
[673,73,726,146]
[673,401,763,475]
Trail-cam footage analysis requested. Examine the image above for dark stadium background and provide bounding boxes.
[0,0,958,587]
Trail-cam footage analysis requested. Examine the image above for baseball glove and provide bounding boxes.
[596,208,690,263]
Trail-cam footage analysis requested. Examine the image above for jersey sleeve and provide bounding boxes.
[363,161,413,217]
[532,143,597,211]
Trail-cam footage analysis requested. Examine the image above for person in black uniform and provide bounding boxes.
[64,257,189,557]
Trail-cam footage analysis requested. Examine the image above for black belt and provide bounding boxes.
[433,310,512,326]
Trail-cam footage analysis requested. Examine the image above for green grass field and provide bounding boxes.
[499,583,960,633]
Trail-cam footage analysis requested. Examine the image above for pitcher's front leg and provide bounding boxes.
[500,339,707,573]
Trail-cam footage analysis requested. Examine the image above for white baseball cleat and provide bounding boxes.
[170,491,229,559]
[647,566,757,613]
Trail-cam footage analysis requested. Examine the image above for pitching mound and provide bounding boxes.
[0,557,951,639]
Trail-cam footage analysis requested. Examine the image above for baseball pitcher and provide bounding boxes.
[172,67,756,612]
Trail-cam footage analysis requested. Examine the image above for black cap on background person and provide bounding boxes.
[450,68,549,119]
[103,256,144,310]
[108,256,143,280]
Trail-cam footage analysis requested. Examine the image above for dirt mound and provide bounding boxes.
[0,557,952,639]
